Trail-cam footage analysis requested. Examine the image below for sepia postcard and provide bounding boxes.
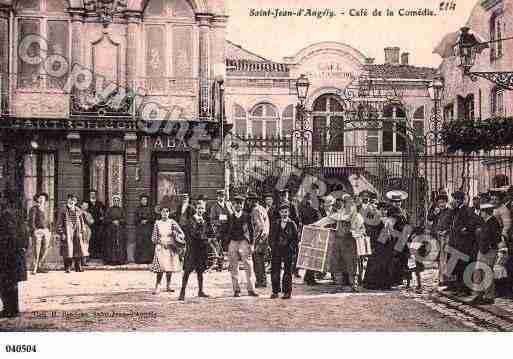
[1,0,513,353]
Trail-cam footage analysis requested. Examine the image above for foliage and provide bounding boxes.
[441,117,513,153]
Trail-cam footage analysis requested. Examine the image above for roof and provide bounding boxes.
[365,64,437,80]
[226,40,289,73]
[226,40,271,62]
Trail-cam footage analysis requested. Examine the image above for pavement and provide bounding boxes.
[0,266,492,332]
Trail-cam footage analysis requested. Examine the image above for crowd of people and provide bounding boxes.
[1,183,513,318]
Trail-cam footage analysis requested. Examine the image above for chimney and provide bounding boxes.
[384,47,400,65]
[401,52,409,66]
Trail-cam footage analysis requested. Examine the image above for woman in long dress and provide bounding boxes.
[150,202,185,294]
[135,195,155,264]
[103,195,128,265]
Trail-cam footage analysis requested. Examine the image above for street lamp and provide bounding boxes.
[456,26,513,90]
[296,74,310,105]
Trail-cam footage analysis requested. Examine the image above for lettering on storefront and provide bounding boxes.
[305,62,358,81]
[142,136,189,150]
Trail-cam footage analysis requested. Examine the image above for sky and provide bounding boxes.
[224,0,477,67]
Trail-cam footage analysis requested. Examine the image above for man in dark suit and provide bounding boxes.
[443,191,483,294]
[0,191,28,318]
[465,202,501,305]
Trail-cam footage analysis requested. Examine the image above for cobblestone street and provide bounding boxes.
[0,267,494,331]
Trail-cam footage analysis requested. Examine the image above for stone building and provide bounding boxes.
[434,0,513,196]
[224,41,436,203]
[0,0,229,264]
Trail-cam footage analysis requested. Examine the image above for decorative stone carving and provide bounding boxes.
[84,0,128,27]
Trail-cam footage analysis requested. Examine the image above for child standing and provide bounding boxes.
[150,202,185,294]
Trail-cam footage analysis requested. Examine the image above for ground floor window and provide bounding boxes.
[23,152,56,220]
[153,153,190,205]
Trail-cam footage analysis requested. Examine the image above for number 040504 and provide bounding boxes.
[5,345,37,353]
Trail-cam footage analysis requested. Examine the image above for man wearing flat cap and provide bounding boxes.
[209,189,233,271]
[465,201,501,304]
[441,190,482,294]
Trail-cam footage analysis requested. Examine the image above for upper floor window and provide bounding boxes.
[463,94,475,120]
[15,0,70,90]
[491,87,505,116]
[312,94,345,152]
[144,0,195,18]
[250,103,279,138]
[490,11,505,61]
[412,106,425,153]
[382,104,406,153]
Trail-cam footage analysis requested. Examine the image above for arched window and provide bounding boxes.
[312,94,345,151]
[250,103,278,138]
[282,105,294,137]
[382,104,407,153]
[233,104,247,136]
[145,0,194,17]
[16,0,70,89]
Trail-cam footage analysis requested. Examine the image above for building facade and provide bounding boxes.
[224,41,436,203]
[435,0,513,196]
[0,0,228,264]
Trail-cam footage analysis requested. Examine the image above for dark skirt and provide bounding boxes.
[134,222,154,264]
[363,241,396,290]
[183,242,208,273]
[88,224,104,259]
[103,224,127,265]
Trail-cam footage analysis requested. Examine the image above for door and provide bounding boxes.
[87,154,124,207]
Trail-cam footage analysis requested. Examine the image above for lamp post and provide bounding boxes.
[294,74,312,169]
[457,26,513,90]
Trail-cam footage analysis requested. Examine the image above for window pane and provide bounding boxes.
[145,0,165,15]
[42,154,55,223]
[396,123,407,152]
[313,97,327,112]
[234,104,245,118]
[383,122,394,152]
[17,0,40,11]
[283,104,294,118]
[47,21,69,89]
[173,0,194,17]
[252,105,264,117]
[267,120,277,137]
[264,104,276,117]
[91,155,106,204]
[367,130,379,153]
[17,19,41,88]
[413,121,425,153]
[252,119,263,138]
[282,116,293,137]
[24,154,37,215]
[330,98,344,112]
[312,116,326,151]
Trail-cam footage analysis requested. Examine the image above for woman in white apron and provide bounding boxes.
[314,194,366,292]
